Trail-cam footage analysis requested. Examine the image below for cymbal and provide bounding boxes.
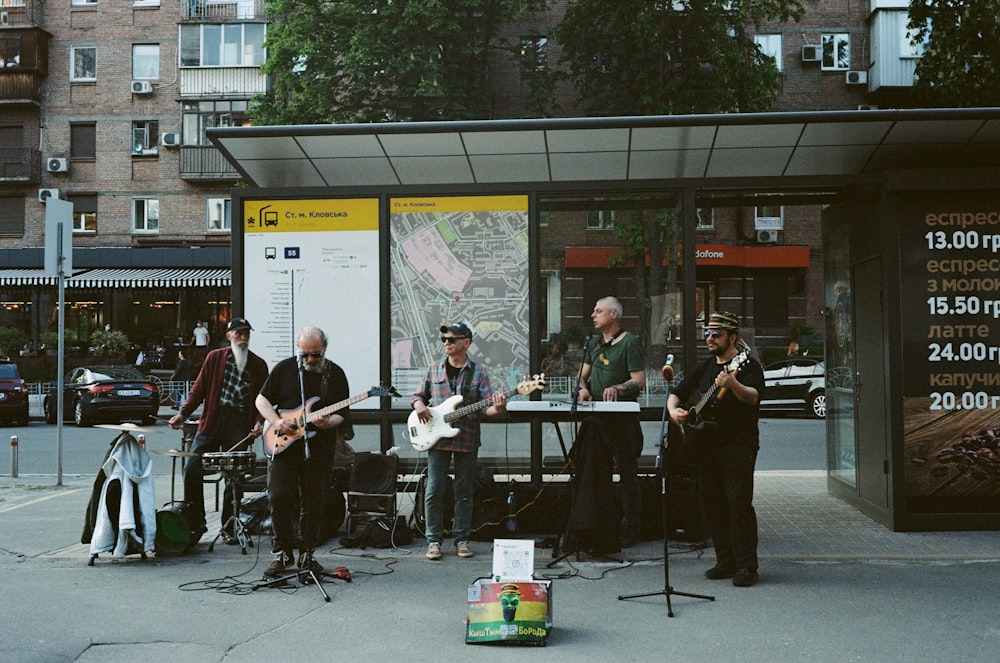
[94,423,165,434]
[150,448,199,458]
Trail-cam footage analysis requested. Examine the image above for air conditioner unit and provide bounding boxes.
[38,188,60,203]
[801,45,821,62]
[846,70,868,85]
[131,80,154,94]
[161,132,181,147]
[0,10,9,25]
[756,229,779,244]
[47,158,69,173]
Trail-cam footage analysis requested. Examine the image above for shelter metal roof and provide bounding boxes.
[208,108,1000,194]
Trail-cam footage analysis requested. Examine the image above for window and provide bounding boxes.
[586,210,615,229]
[71,45,96,82]
[181,99,248,145]
[71,0,97,5]
[821,33,849,71]
[132,44,160,80]
[697,208,715,230]
[0,196,25,236]
[901,19,930,59]
[206,197,231,231]
[133,197,159,232]
[180,23,266,67]
[755,205,784,230]
[520,37,547,73]
[70,123,96,160]
[132,121,159,155]
[754,34,782,71]
[0,36,21,69]
[66,193,97,233]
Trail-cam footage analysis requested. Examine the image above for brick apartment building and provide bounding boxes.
[0,0,925,362]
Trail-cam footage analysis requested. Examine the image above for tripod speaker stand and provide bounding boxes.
[618,364,714,617]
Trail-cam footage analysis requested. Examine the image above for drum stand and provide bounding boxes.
[208,469,253,554]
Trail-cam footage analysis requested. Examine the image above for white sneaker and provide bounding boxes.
[456,541,474,558]
[425,542,442,560]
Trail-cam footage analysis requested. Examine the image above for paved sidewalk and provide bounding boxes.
[1,471,997,662]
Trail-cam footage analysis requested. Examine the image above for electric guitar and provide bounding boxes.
[263,385,399,458]
[408,375,547,452]
[681,349,750,439]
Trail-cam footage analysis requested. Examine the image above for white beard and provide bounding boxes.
[231,344,249,372]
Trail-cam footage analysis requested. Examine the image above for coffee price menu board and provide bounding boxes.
[900,194,1000,512]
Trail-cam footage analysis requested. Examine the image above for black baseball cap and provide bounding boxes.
[226,317,253,332]
[439,322,472,338]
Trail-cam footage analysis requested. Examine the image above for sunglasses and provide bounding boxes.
[703,330,725,339]
[299,351,324,359]
[441,336,469,344]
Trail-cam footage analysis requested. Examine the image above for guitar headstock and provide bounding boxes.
[516,373,547,396]
[370,385,401,398]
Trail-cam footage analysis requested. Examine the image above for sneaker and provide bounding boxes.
[425,542,442,560]
[298,551,324,574]
[733,568,758,587]
[704,564,737,580]
[456,541,474,558]
[264,550,293,578]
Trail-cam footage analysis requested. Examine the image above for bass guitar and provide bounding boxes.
[263,385,398,458]
[408,374,546,452]
[681,348,750,439]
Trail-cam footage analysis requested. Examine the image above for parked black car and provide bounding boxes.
[43,365,160,427]
[0,358,30,426]
[760,357,826,419]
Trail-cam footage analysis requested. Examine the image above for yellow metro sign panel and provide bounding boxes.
[244,199,379,233]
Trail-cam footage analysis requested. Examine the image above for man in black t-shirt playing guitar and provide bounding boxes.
[667,311,764,588]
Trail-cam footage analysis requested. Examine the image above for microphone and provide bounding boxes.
[661,353,675,381]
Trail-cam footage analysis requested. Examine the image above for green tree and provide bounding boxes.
[251,0,547,124]
[553,1,803,349]
[907,1,1000,107]
[552,0,804,117]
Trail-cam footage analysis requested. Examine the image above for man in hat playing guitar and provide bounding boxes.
[667,311,765,587]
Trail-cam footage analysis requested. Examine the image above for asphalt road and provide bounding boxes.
[0,415,825,478]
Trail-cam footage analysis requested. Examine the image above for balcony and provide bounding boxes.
[0,148,41,184]
[181,0,266,21]
[179,66,266,97]
[179,145,240,181]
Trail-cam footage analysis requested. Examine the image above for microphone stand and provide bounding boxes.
[549,336,609,567]
[618,360,714,616]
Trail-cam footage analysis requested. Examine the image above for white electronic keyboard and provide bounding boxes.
[507,400,639,414]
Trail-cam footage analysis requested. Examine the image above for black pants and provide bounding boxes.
[698,441,759,571]
[267,438,332,554]
[182,409,247,532]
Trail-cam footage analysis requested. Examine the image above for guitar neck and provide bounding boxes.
[443,386,520,423]
[307,391,371,422]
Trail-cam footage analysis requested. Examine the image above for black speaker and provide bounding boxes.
[350,452,398,494]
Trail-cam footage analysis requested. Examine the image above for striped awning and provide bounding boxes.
[67,268,231,288]
[0,269,63,287]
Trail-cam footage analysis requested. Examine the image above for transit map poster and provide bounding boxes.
[899,193,1000,513]
[241,198,380,402]
[388,195,530,395]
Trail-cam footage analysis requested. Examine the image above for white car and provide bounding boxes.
[760,357,826,419]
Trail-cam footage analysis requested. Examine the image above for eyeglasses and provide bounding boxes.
[299,351,324,359]
[703,330,725,339]
[441,336,468,344]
